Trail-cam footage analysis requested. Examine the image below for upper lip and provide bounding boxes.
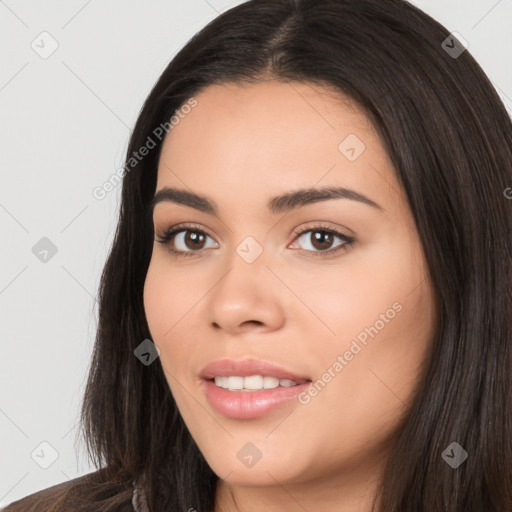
[200,358,311,382]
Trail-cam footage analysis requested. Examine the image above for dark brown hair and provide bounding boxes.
[5,0,511,510]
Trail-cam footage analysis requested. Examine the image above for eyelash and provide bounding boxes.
[155,222,355,259]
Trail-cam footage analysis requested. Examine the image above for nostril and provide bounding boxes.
[241,320,264,328]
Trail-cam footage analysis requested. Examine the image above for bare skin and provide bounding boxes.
[143,80,437,511]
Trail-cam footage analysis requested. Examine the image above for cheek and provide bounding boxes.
[143,256,211,382]
[143,262,167,339]
[286,240,429,344]
[294,233,435,406]
[293,283,435,468]
[143,258,186,349]
[144,255,192,323]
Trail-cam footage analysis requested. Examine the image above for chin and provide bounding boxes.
[202,443,311,487]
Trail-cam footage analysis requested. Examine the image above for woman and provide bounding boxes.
[4,0,511,510]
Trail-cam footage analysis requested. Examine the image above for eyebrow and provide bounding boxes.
[149,186,384,215]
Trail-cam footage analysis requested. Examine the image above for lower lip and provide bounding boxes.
[202,379,311,419]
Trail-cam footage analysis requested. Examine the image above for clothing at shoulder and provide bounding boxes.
[1,473,83,512]
[1,470,137,512]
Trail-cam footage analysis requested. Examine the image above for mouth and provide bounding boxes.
[200,357,311,382]
[200,359,312,419]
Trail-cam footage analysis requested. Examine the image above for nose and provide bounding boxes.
[206,244,286,335]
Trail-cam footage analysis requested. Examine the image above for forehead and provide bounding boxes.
[159,80,371,162]
[155,80,400,216]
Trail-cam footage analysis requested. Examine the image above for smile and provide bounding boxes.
[213,375,306,391]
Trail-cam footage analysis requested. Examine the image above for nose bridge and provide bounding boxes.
[207,231,285,332]
[216,232,269,298]
[234,234,266,266]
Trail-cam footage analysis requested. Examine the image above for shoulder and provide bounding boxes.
[1,475,80,511]
[0,470,136,512]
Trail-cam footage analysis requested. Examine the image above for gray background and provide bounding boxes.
[1,0,511,506]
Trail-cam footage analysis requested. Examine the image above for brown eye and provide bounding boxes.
[290,226,355,258]
[182,230,207,250]
[155,226,218,257]
[309,231,335,251]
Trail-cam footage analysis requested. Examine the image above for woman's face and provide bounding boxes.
[143,80,436,504]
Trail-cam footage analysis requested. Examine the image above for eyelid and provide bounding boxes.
[155,221,216,241]
[291,221,353,239]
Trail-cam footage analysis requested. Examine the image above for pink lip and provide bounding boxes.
[200,358,311,419]
[200,358,310,381]
[202,380,311,419]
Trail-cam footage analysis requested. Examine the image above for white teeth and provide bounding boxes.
[227,376,244,390]
[214,376,229,388]
[213,375,300,391]
[263,376,280,389]
[244,375,264,389]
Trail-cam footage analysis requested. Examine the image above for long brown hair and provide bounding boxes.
[5,0,511,510]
